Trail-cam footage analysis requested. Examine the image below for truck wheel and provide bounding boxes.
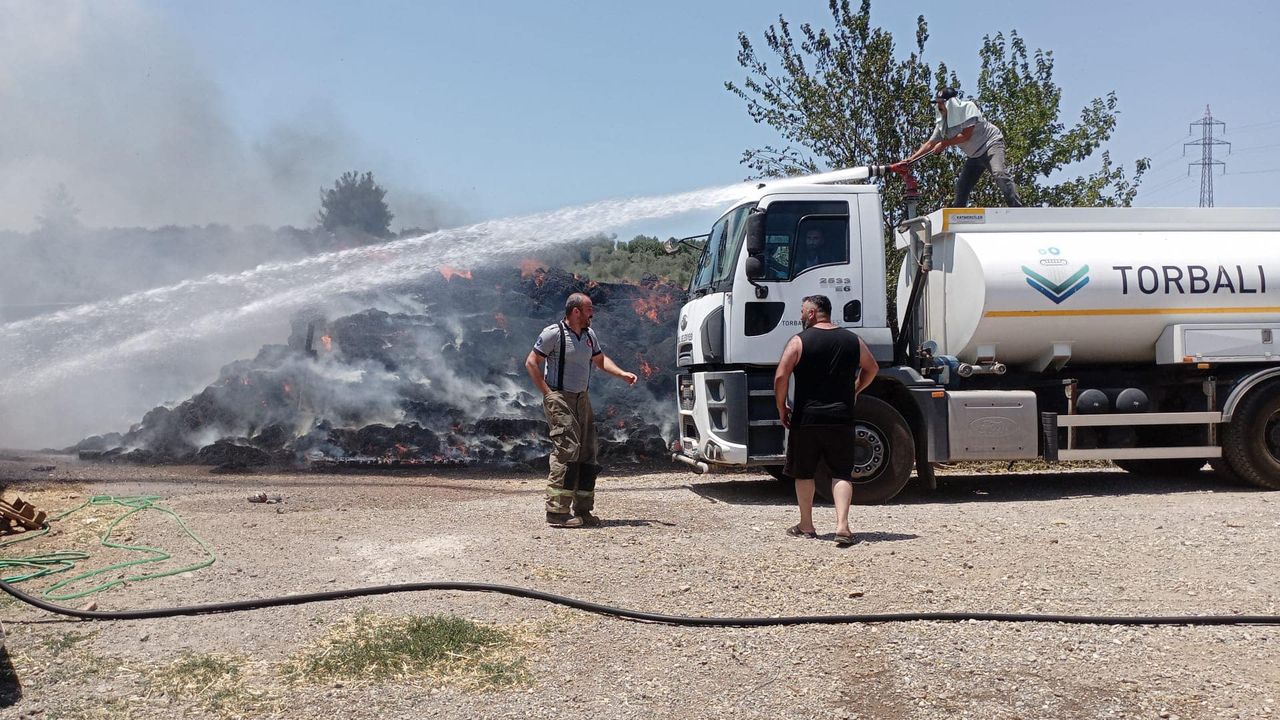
[1209,458,1243,484]
[1222,380,1280,490]
[848,396,915,504]
[765,465,788,483]
[1113,459,1207,477]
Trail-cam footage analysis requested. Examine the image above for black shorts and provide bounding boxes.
[783,424,858,481]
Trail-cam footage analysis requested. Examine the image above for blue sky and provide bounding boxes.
[3,1,1277,231]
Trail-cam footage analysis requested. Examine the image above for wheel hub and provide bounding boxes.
[851,424,886,479]
[1265,412,1280,463]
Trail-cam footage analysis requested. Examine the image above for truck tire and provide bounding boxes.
[1113,459,1207,477]
[1221,380,1280,490]
[1209,458,1243,484]
[848,396,915,504]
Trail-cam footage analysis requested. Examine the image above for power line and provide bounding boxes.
[1231,119,1280,132]
[1228,143,1280,153]
[1185,105,1230,207]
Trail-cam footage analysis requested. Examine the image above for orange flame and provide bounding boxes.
[494,312,508,330]
[637,357,656,380]
[282,382,293,394]
[631,296,675,324]
[439,265,473,281]
[320,335,333,353]
[520,258,545,278]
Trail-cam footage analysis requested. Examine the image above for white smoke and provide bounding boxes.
[0,0,452,231]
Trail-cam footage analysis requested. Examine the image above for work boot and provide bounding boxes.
[546,511,573,526]
[573,511,602,528]
[553,512,602,529]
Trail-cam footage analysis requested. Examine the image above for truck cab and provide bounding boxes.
[674,178,918,501]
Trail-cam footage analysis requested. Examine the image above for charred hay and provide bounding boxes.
[74,265,680,472]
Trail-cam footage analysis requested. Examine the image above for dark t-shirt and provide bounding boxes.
[792,326,861,426]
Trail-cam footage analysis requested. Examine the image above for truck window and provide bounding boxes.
[689,203,754,295]
[761,201,849,280]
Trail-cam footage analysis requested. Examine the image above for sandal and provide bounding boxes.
[834,532,858,547]
[786,524,817,539]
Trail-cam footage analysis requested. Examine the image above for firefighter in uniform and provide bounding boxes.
[524,293,637,527]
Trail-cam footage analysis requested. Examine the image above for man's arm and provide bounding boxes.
[592,353,638,386]
[936,125,974,149]
[774,336,802,429]
[855,337,878,396]
[901,138,942,165]
[524,350,551,395]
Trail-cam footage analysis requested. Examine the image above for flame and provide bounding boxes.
[439,265,473,281]
[494,312,508,330]
[637,356,656,380]
[282,382,293,394]
[616,419,626,429]
[519,259,545,278]
[631,296,674,324]
[320,335,333,352]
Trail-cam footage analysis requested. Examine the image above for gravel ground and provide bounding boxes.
[0,453,1277,719]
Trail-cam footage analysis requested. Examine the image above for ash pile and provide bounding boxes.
[73,263,680,472]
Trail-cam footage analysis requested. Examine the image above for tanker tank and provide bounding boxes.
[895,208,1280,371]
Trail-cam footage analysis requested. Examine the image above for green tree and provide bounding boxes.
[726,0,1148,251]
[36,183,82,235]
[318,171,394,237]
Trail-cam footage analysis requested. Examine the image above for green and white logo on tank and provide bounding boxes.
[1022,247,1089,304]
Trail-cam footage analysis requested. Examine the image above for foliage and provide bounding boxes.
[726,0,1149,286]
[317,170,394,238]
[565,234,698,287]
[36,183,83,235]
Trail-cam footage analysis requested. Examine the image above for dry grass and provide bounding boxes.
[146,652,265,716]
[282,612,530,690]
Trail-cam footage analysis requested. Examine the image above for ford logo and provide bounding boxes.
[970,417,1018,438]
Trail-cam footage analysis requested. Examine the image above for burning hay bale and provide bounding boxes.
[74,264,681,472]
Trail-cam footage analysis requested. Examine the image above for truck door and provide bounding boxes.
[731,196,861,365]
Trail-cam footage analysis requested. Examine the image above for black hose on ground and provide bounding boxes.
[2,578,1276,627]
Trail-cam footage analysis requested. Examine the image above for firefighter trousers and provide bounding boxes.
[543,390,599,514]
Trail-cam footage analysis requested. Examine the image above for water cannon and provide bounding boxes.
[765,158,928,208]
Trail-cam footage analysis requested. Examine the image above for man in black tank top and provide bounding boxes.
[774,295,878,545]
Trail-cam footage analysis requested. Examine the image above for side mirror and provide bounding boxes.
[745,256,764,280]
[662,239,678,255]
[745,211,766,256]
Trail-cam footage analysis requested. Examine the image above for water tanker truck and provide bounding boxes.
[671,166,1280,502]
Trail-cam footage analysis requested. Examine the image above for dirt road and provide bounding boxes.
[0,455,1276,719]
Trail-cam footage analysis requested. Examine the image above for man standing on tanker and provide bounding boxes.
[775,295,878,546]
[525,292,638,528]
[895,87,1022,208]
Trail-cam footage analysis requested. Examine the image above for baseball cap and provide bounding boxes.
[933,87,958,103]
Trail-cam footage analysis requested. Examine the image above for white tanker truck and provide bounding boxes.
[671,166,1280,502]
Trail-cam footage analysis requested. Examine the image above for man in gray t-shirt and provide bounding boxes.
[524,292,637,528]
[896,87,1022,208]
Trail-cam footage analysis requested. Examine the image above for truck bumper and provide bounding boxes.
[676,369,782,467]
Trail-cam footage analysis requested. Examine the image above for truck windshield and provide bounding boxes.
[688,203,754,296]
